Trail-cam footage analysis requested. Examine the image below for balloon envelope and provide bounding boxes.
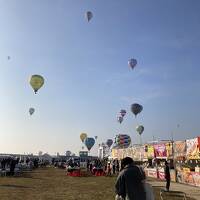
[117,116,123,124]
[128,58,137,69]
[84,137,95,151]
[131,103,143,117]
[80,133,87,143]
[106,139,113,148]
[29,108,35,115]
[29,75,44,94]
[114,134,131,148]
[136,125,144,135]
[85,11,93,22]
[119,109,126,117]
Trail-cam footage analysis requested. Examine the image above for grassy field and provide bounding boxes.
[0,167,196,200]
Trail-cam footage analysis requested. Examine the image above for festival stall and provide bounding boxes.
[176,138,200,186]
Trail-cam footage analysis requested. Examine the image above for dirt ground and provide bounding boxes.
[0,167,197,200]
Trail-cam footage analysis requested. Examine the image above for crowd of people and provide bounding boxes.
[0,156,47,176]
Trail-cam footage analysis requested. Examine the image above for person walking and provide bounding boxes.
[164,160,170,191]
[115,157,146,200]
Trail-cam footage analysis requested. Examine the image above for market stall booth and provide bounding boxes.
[176,137,200,186]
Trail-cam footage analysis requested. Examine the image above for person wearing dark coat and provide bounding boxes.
[164,160,170,191]
[115,157,146,200]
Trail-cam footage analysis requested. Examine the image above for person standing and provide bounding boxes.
[164,160,170,191]
[115,157,146,200]
[112,160,116,175]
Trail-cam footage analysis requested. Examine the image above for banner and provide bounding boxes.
[177,170,200,187]
[165,142,173,158]
[173,140,186,158]
[147,145,155,159]
[154,143,167,158]
[186,138,200,159]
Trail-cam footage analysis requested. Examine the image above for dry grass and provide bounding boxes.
[0,167,196,200]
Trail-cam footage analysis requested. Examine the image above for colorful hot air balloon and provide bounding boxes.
[29,108,35,115]
[119,109,126,117]
[85,11,93,22]
[84,137,95,151]
[106,139,113,148]
[80,133,87,143]
[131,103,143,117]
[136,125,144,135]
[114,134,131,148]
[128,58,137,69]
[29,75,44,94]
[117,116,123,124]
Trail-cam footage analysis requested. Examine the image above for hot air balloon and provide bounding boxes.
[117,116,123,124]
[29,108,35,115]
[29,75,44,94]
[85,11,93,22]
[95,136,98,140]
[84,137,95,151]
[131,103,143,117]
[136,125,144,135]
[128,58,137,69]
[119,109,126,117]
[7,56,10,60]
[80,133,87,143]
[106,139,113,148]
[114,134,131,148]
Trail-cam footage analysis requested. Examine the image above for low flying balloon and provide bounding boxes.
[120,109,126,117]
[29,108,35,115]
[131,103,143,117]
[106,139,113,148]
[84,137,95,151]
[117,116,123,124]
[114,134,131,148]
[85,11,93,22]
[80,133,87,143]
[136,125,144,135]
[128,58,137,69]
[29,75,44,94]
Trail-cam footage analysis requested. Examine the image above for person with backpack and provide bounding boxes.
[115,157,146,200]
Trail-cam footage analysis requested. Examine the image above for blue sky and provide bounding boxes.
[0,0,200,155]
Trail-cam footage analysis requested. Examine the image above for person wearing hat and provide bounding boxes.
[115,157,146,200]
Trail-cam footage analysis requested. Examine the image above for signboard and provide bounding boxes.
[173,141,186,158]
[145,168,158,178]
[186,138,200,159]
[177,170,200,187]
[154,143,167,158]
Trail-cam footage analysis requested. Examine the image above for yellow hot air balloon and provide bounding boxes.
[80,133,87,143]
[29,75,44,94]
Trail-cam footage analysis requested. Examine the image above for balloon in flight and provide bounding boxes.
[106,139,113,148]
[131,103,143,117]
[117,116,123,124]
[128,58,137,69]
[29,108,35,115]
[114,134,131,148]
[119,109,126,117]
[85,11,93,22]
[29,75,44,94]
[80,133,87,143]
[84,137,95,151]
[136,125,144,135]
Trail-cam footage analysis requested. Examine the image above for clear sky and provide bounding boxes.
[0,0,200,155]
